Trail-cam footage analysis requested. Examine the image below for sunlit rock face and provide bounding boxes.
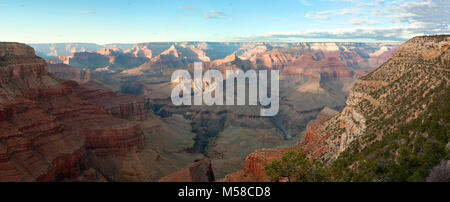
[299,36,450,163]
[20,40,403,181]
[36,41,400,179]
[0,43,147,182]
[222,35,450,181]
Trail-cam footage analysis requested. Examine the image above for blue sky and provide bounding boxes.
[0,0,448,44]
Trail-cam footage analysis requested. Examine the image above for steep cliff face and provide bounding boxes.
[249,42,398,72]
[159,159,215,182]
[284,54,354,79]
[26,41,402,181]
[304,36,449,163]
[208,52,240,67]
[30,43,103,58]
[221,107,338,182]
[47,64,91,84]
[225,35,449,181]
[54,49,150,72]
[220,148,293,182]
[0,43,86,181]
[47,63,151,121]
[72,81,150,121]
[0,43,146,181]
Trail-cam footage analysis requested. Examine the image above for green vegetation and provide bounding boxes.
[265,86,449,182]
[265,148,327,182]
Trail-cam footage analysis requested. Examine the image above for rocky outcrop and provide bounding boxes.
[220,148,293,182]
[303,36,450,162]
[54,49,150,72]
[252,36,450,166]
[25,41,402,182]
[55,52,110,69]
[223,36,449,181]
[124,46,153,59]
[73,81,150,121]
[250,49,296,70]
[221,107,338,182]
[0,42,146,182]
[208,52,240,67]
[149,45,211,69]
[96,48,150,69]
[285,54,355,79]
[0,43,86,181]
[159,159,215,182]
[47,64,151,121]
[237,44,272,60]
[30,43,104,58]
[47,64,91,84]
[426,160,450,182]
[250,42,399,72]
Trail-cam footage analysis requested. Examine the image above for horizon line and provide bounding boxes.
[21,40,406,45]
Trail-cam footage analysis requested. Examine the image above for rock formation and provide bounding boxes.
[0,42,146,181]
[302,36,449,163]
[24,41,401,181]
[53,49,150,72]
[47,64,91,84]
[159,159,215,182]
[220,148,292,182]
[221,107,338,182]
[223,35,449,181]
[72,81,150,121]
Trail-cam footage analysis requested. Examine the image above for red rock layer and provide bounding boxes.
[250,49,296,70]
[72,80,149,121]
[208,52,239,67]
[159,159,215,182]
[55,50,150,70]
[47,64,91,84]
[223,37,449,182]
[0,43,145,182]
[301,120,331,159]
[249,44,397,80]
[221,108,338,182]
[220,148,293,182]
[284,55,355,79]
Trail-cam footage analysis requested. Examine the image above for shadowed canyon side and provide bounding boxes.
[1,0,448,187]
[0,42,146,181]
[2,37,445,182]
[0,43,214,182]
[223,35,450,182]
[35,42,400,179]
[159,159,215,182]
[221,107,338,182]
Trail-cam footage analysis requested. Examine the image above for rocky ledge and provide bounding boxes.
[0,43,146,181]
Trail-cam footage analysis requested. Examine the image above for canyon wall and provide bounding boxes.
[0,42,147,181]
[223,35,450,181]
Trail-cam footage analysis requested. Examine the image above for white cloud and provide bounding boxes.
[349,18,380,25]
[375,0,385,5]
[393,0,450,34]
[203,10,227,19]
[318,10,333,15]
[305,10,331,20]
[235,0,449,41]
[338,8,361,15]
[234,27,416,42]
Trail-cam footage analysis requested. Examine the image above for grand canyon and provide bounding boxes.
[1,35,448,182]
[0,0,449,184]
